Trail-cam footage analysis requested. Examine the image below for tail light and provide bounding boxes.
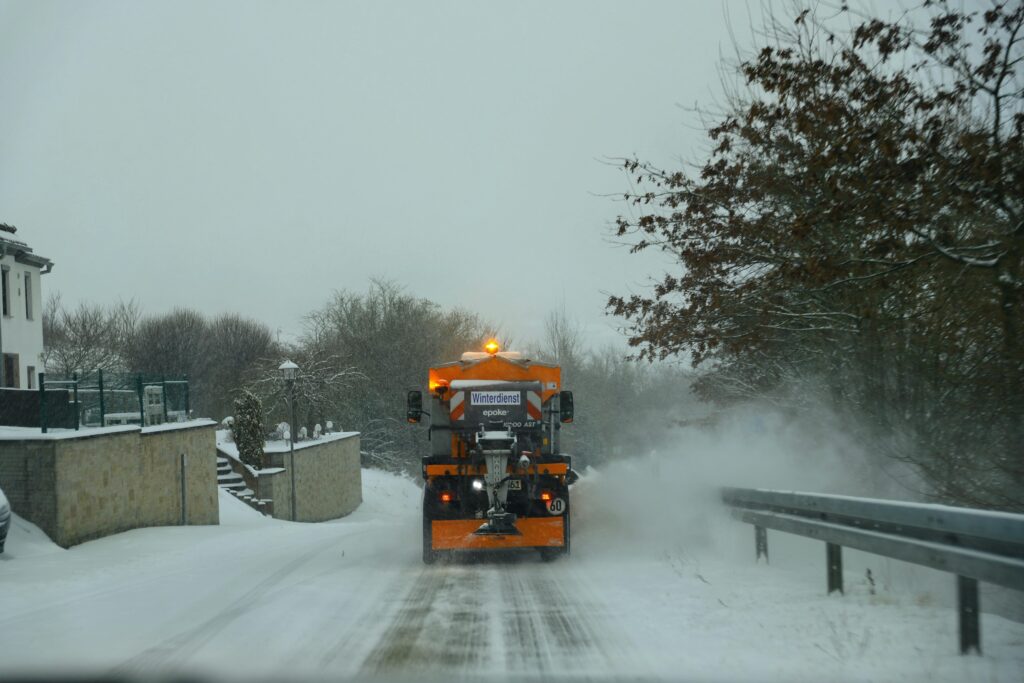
[540,491,553,502]
[440,491,453,503]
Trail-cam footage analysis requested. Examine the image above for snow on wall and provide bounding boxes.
[216,429,362,523]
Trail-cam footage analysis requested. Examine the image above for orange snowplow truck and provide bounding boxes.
[406,340,576,563]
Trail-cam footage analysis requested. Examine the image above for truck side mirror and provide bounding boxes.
[559,390,574,423]
[407,390,423,423]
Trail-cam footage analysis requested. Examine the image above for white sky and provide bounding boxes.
[0,1,748,348]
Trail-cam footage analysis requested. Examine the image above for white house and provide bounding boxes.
[0,224,52,389]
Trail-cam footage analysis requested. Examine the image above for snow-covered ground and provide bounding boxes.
[0,464,1021,682]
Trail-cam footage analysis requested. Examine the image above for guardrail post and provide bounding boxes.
[755,525,768,563]
[957,575,981,655]
[827,543,843,594]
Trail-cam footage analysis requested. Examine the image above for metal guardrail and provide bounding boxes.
[722,487,1024,655]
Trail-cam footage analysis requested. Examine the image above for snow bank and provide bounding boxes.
[353,467,421,519]
[0,512,62,560]
[217,488,277,526]
[563,407,1024,681]
[0,466,425,679]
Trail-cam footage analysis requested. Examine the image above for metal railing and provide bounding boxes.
[722,487,1024,655]
[39,374,80,432]
[39,371,190,432]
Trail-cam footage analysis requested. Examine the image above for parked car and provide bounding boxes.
[0,485,10,553]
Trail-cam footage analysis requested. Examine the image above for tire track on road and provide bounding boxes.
[501,567,550,675]
[502,561,640,677]
[358,558,638,679]
[529,566,644,677]
[358,566,492,674]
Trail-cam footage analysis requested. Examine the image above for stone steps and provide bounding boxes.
[216,454,247,493]
[218,472,246,491]
[217,451,273,517]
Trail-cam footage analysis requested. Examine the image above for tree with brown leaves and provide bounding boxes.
[610,1,1023,508]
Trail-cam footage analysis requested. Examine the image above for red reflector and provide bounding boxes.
[440,492,453,503]
[540,492,552,502]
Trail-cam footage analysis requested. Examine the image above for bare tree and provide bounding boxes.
[539,307,584,369]
[42,294,139,375]
[204,313,280,421]
[245,352,365,436]
[300,280,492,472]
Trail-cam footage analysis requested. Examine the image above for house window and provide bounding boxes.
[3,354,19,388]
[1,267,9,317]
[24,272,32,319]
[27,366,35,390]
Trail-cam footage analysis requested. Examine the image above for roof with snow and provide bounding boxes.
[0,223,53,272]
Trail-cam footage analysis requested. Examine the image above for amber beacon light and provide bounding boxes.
[484,339,500,355]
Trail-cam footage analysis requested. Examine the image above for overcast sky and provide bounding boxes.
[0,1,749,350]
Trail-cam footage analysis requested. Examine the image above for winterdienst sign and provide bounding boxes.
[470,391,521,406]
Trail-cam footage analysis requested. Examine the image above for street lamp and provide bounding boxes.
[279,360,299,521]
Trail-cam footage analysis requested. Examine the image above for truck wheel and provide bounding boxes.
[422,515,437,565]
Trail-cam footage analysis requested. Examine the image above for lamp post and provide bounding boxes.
[279,360,299,521]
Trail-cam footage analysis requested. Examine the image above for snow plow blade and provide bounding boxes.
[431,517,565,551]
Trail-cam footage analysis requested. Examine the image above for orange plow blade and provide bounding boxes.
[431,517,565,551]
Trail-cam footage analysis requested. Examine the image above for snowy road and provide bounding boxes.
[110,551,630,679]
[2,467,1023,681]
[361,562,628,677]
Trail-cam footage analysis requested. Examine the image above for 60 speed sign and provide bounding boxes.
[546,498,566,515]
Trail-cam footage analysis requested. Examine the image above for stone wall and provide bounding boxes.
[0,439,57,536]
[141,425,219,526]
[53,429,148,543]
[257,465,291,522]
[262,432,361,522]
[0,421,218,547]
